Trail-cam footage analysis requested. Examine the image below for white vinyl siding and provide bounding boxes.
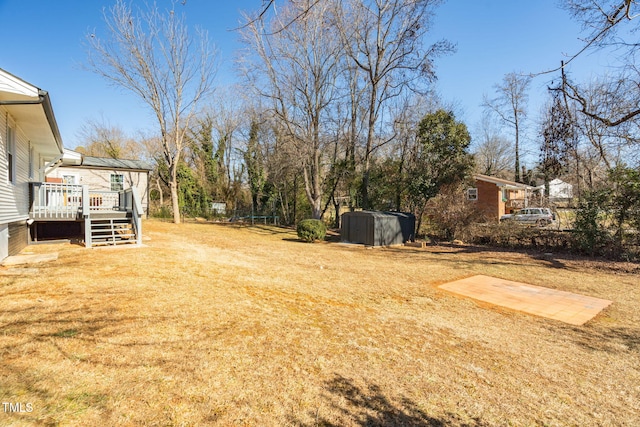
[0,108,31,224]
[6,125,15,183]
[28,142,35,180]
[0,224,8,260]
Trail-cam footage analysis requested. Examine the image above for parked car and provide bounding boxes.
[500,208,555,226]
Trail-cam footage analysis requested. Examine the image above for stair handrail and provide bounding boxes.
[82,185,92,248]
[125,188,143,245]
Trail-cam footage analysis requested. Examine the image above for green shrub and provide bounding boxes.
[151,205,173,219]
[296,219,326,242]
[572,191,611,256]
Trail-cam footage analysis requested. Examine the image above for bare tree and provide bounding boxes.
[207,89,244,205]
[240,0,342,219]
[473,135,514,179]
[483,72,531,182]
[239,0,322,33]
[75,117,141,159]
[539,87,578,196]
[334,0,454,209]
[86,0,217,223]
[555,1,640,128]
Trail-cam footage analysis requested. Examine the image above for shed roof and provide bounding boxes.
[343,210,414,218]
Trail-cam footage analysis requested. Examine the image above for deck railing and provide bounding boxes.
[30,182,123,219]
[506,198,527,209]
[88,190,120,211]
[30,182,84,219]
[124,188,143,245]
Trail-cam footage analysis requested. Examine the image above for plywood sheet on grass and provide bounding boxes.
[439,275,612,325]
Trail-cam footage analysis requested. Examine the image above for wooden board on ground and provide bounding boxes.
[438,275,612,325]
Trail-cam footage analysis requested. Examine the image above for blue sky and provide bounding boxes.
[0,0,607,165]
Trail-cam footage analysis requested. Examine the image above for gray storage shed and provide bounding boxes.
[341,211,415,246]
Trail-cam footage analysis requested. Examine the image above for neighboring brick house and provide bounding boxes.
[469,174,534,221]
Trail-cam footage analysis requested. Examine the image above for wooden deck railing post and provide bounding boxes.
[130,189,143,246]
[82,185,91,248]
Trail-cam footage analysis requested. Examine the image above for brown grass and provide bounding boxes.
[1,219,639,426]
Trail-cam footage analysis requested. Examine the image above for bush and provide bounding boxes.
[151,205,173,219]
[296,219,326,242]
[572,191,611,256]
[468,222,572,251]
[423,183,483,241]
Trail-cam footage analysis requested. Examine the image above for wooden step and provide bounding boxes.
[88,217,137,247]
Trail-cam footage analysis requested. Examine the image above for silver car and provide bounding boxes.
[500,208,555,226]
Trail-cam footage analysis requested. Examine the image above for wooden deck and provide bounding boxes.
[29,182,143,248]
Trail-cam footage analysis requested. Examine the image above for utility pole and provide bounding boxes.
[560,60,580,202]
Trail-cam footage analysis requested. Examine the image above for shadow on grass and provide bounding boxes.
[292,375,487,426]
[378,243,576,270]
[182,219,296,236]
[568,325,640,353]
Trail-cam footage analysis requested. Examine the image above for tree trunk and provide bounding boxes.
[156,176,163,206]
[362,90,377,210]
[514,119,521,183]
[169,162,181,224]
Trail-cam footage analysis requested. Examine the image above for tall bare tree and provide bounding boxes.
[86,0,217,223]
[334,0,453,209]
[483,72,531,182]
[557,1,640,129]
[75,117,141,159]
[241,0,342,219]
[473,135,514,179]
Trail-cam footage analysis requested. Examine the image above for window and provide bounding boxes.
[62,174,77,185]
[6,126,15,183]
[466,188,478,201]
[110,174,124,191]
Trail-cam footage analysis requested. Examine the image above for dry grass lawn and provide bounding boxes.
[1,219,639,426]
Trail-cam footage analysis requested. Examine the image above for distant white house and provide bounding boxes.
[537,178,573,202]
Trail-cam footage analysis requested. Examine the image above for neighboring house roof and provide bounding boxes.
[81,155,153,171]
[0,68,63,157]
[60,149,153,171]
[474,174,534,190]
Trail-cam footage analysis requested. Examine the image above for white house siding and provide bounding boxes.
[49,166,149,216]
[0,224,8,260]
[0,107,36,257]
[549,179,573,200]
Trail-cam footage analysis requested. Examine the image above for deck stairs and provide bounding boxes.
[89,212,138,247]
[30,183,143,248]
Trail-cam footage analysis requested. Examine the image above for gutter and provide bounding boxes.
[0,90,64,153]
